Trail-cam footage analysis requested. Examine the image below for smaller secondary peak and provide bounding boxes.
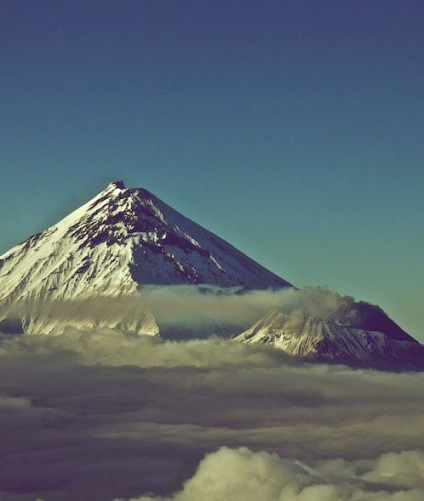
[106,180,126,190]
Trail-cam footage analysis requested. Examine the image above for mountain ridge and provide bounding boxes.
[236,308,424,371]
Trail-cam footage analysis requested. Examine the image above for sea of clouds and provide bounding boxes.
[1,322,423,501]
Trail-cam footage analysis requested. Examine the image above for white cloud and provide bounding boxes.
[363,450,424,489]
[0,327,287,368]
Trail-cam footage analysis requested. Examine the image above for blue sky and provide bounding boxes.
[1,1,423,340]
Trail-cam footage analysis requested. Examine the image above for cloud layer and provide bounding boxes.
[0,327,423,500]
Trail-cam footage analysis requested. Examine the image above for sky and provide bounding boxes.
[1,0,423,340]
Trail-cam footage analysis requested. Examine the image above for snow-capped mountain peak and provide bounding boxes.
[0,180,291,335]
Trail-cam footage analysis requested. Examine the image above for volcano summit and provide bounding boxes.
[0,181,290,334]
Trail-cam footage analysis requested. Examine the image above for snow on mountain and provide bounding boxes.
[236,306,424,371]
[0,180,290,335]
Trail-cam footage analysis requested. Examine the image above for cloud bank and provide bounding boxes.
[0,285,359,339]
[0,327,423,501]
[141,285,355,329]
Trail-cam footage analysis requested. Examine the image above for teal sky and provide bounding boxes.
[1,1,423,340]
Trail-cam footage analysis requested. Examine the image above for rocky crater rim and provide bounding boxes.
[106,180,126,190]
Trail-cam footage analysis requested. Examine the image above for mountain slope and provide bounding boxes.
[236,307,424,371]
[0,181,290,335]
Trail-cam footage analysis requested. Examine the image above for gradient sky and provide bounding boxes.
[1,1,423,340]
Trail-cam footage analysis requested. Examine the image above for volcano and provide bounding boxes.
[0,181,290,335]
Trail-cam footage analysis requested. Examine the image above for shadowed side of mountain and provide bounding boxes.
[236,306,424,371]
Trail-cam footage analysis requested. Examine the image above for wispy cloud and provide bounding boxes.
[140,285,355,328]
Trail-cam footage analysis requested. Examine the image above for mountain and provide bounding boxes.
[1,179,422,371]
[236,303,424,371]
[0,181,290,335]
